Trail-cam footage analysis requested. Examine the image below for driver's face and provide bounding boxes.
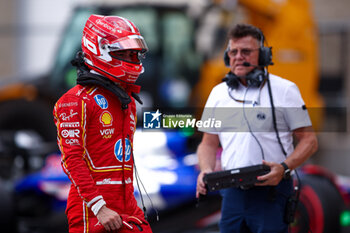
[109,50,141,64]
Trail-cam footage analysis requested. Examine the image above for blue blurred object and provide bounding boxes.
[14,153,70,211]
[165,130,188,156]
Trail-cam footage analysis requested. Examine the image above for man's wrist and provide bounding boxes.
[200,167,213,173]
[280,162,291,179]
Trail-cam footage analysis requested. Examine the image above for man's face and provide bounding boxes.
[227,36,260,77]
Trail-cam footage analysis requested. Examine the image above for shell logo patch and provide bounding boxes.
[100,111,113,127]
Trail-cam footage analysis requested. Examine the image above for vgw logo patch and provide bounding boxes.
[143,109,162,129]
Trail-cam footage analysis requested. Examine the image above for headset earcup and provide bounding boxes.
[224,50,230,67]
[223,72,239,89]
[246,69,266,87]
[258,46,272,67]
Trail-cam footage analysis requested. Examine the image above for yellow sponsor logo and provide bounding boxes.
[100,111,113,127]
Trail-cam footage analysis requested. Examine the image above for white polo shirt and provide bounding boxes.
[199,74,312,170]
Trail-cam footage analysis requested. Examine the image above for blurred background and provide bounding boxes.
[0,0,350,232]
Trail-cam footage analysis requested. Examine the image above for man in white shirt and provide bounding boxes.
[196,24,318,233]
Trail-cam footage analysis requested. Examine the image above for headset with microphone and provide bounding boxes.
[223,28,273,89]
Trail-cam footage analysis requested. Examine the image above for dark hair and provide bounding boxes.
[228,24,263,42]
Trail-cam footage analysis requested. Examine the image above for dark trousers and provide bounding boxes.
[219,179,293,233]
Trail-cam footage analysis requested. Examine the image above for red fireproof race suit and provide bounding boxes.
[53,84,152,233]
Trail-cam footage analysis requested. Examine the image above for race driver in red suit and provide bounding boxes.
[53,14,152,233]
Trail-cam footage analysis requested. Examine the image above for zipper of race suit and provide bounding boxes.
[124,103,148,220]
[122,106,150,220]
[122,107,128,212]
[121,106,159,222]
